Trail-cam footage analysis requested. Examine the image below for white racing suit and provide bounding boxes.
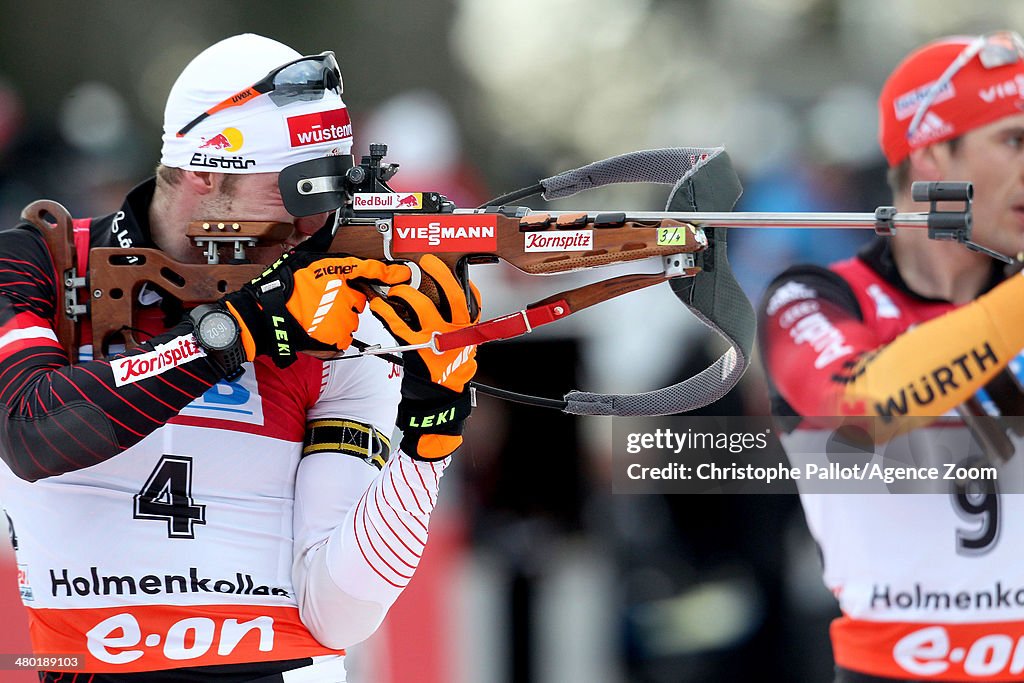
[0,179,445,681]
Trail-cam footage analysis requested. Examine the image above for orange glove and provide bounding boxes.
[225,251,410,368]
[370,254,482,459]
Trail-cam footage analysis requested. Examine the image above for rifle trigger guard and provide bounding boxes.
[406,260,421,291]
[377,219,395,260]
[363,258,419,300]
[372,219,421,291]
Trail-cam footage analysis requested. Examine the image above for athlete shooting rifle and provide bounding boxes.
[29,144,975,418]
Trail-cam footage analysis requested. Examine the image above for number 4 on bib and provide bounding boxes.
[133,455,207,539]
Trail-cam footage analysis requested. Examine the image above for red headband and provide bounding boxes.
[879,33,1024,166]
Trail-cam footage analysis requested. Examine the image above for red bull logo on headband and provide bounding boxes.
[287,108,352,148]
[198,127,244,152]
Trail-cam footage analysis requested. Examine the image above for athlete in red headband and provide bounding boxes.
[761,31,1024,682]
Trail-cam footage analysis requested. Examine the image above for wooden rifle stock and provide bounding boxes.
[20,200,82,361]
[38,208,708,360]
[329,213,705,317]
[328,213,703,274]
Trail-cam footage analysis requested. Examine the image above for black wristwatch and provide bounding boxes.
[188,303,246,380]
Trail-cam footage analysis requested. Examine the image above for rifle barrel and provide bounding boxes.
[452,209,932,230]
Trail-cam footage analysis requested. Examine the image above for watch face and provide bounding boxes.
[197,311,238,351]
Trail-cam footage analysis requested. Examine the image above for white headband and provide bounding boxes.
[160,34,353,173]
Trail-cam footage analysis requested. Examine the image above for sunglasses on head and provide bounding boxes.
[176,51,343,138]
[906,31,1024,141]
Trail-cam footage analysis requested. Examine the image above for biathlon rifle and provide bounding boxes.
[22,145,975,417]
